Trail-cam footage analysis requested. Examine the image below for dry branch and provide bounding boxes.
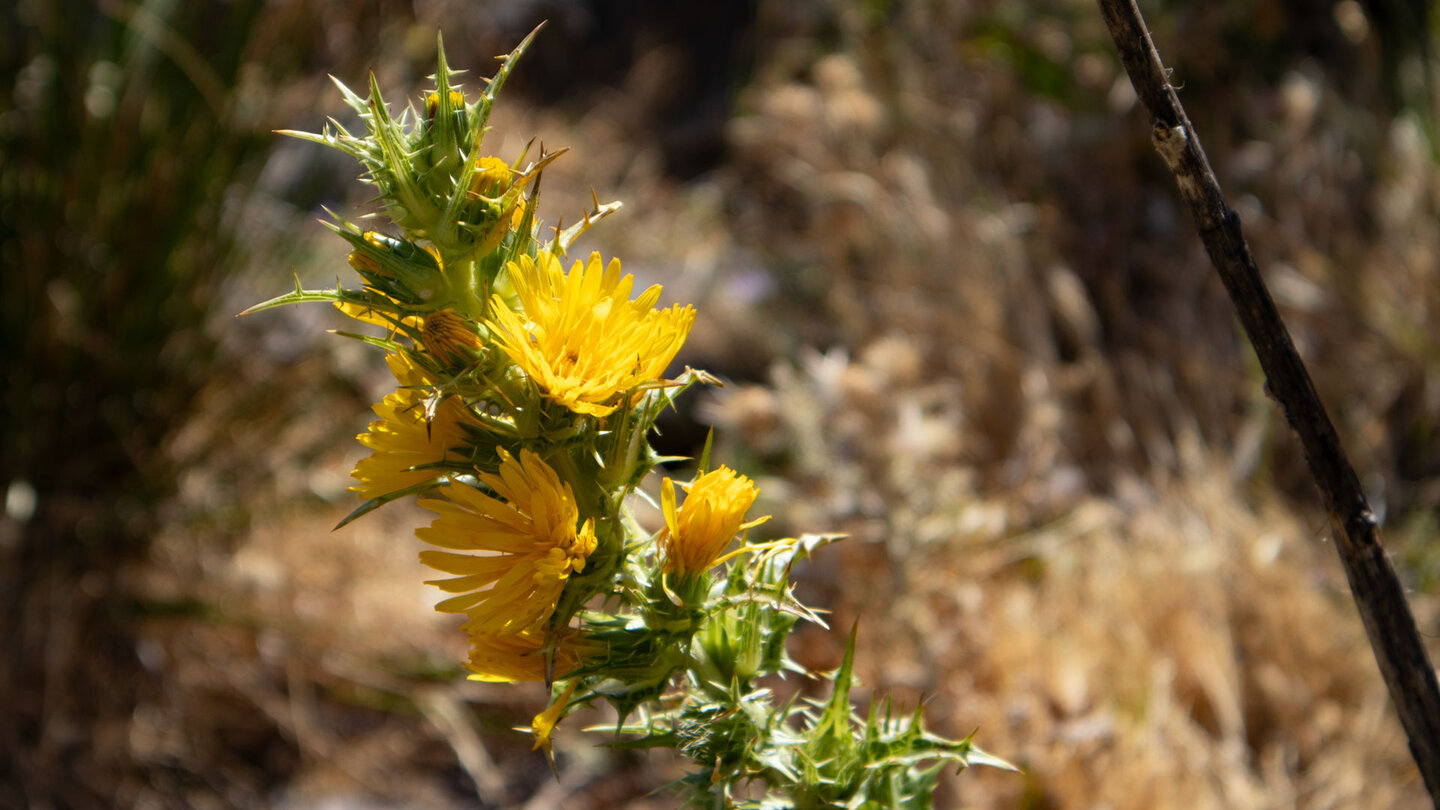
[1095,0,1440,802]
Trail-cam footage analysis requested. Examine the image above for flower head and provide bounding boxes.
[417,448,598,636]
[487,251,695,417]
[659,466,768,577]
[350,353,472,500]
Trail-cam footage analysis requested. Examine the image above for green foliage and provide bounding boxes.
[594,535,1014,807]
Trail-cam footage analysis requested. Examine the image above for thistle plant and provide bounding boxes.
[246,27,1011,808]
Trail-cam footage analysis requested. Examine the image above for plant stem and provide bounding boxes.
[1096,0,1440,802]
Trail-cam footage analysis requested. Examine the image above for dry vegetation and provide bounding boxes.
[6,1,1440,808]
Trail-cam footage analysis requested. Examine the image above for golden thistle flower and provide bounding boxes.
[487,251,695,417]
[466,627,591,684]
[350,353,472,500]
[659,466,768,577]
[416,448,598,636]
[421,308,483,365]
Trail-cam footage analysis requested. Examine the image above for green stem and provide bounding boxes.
[444,255,485,319]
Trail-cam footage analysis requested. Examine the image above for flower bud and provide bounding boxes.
[347,250,383,275]
[421,308,484,365]
[424,89,466,122]
[659,467,766,578]
[470,156,514,198]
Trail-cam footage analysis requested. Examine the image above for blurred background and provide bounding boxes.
[4,0,1440,807]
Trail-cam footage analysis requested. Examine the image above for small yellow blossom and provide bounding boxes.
[421,309,483,365]
[350,354,472,500]
[417,448,598,636]
[350,390,470,499]
[466,627,591,683]
[487,251,695,417]
[660,467,768,577]
[337,236,443,329]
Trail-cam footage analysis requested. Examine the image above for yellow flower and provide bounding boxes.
[350,354,472,500]
[659,467,768,577]
[421,308,483,365]
[487,251,695,417]
[416,448,598,636]
[466,627,590,683]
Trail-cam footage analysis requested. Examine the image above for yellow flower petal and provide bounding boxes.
[532,680,579,757]
[417,449,598,636]
[425,89,466,119]
[465,626,591,683]
[470,155,514,197]
[334,299,423,331]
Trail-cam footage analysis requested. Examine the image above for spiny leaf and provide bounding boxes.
[331,74,370,117]
[334,477,450,530]
[555,194,623,252]
[238,284,347,316]
[482,21,545,107]
[697,428,716,473]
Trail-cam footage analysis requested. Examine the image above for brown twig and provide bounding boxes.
[1096,0,1440,802]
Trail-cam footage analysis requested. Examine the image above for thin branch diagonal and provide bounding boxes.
[1096,0,1440,803]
